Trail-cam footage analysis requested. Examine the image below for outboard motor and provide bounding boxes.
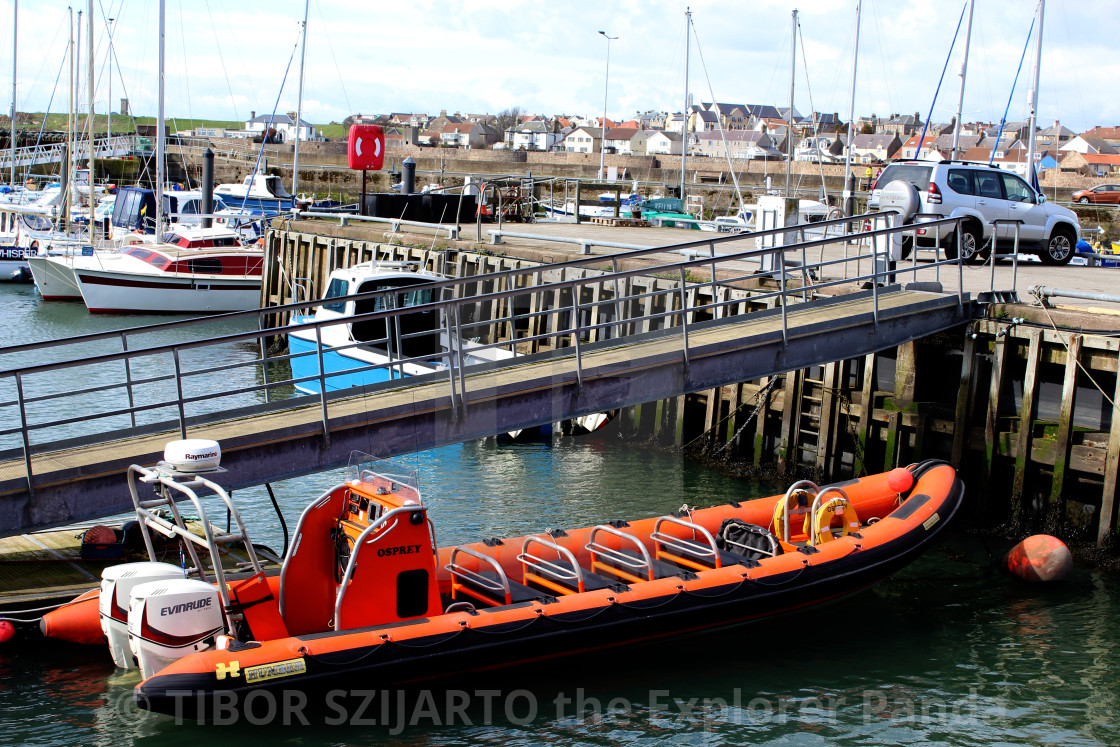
[127,578,224,680]
[99,562,185,669]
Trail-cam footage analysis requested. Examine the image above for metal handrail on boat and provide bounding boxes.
[651,515,720,568]
[808,486,853,546]
[445,545,515,605]
[517,535,587,593]
[774,480,820,543]
[333,504,422,631]
[127,461,269,633]
[586,524,656,582]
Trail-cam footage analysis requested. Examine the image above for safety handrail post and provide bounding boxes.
[779,251,788,346]
[171,348,187,440]
[120,331,137,428]
[14,372,33,496]
[313,325,330,446]
[678,266,691,368]
[257,311,271,404]
[572,279,584,390]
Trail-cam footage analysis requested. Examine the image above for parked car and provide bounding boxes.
[1071,184,1120,205]
[869,160,1082,265]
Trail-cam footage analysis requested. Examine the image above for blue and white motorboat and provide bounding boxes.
[287,261,518,394]
[214,174,298,213]
[287,261,613,438]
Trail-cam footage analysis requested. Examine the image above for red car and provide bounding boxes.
[1072,184,1120,204]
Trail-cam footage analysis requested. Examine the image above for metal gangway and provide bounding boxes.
[0,135,135,174]
[0,213,976,536]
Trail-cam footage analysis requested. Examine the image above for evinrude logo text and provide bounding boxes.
[160,596,213,616]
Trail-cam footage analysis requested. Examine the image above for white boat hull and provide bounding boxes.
[27,256,82,300]
[74,269,261,314]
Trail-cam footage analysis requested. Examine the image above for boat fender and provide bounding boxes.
[0,621,14,644]
[887,468,914,494]
[1006,535,1072,583]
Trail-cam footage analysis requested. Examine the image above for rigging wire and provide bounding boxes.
[865,0,897,117]
[797,18,830,204]
[234,25,303,221]
[202,0,242,124]
[989,13,1036,166]
[914,0,969,160]
[313,0,352,116]
[687,17,745,213]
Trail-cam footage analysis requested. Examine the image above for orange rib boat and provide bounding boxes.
[41,444,963,722]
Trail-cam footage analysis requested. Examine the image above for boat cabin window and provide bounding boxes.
[322,278,350,313]
[351,278,440,358]
[127,248,153,260]
[187,257,223,274]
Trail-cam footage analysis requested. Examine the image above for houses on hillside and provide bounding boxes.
[222,101,1119,182]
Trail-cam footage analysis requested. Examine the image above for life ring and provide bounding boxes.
[770,480,819,543]
[811,493,861,545]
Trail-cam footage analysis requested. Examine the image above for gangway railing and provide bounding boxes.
[0,214,968,495]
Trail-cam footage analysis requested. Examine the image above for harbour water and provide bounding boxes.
[1,283,1120,745]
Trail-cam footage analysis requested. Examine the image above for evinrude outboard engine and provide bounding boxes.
[127,578,223,680]
[99,562,185,669]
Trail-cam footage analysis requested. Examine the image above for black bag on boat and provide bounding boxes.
[716,519,782,561]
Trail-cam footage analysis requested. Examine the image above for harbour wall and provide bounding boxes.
[265,223,1120,547]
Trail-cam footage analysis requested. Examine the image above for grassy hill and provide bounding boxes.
[15,112,337,138]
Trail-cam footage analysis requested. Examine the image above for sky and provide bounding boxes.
[1,0,1117,135]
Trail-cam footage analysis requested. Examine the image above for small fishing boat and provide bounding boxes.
[67,226,263,313]
[40,441,963,722]
[214,174,299,212]
[287,260,610,436]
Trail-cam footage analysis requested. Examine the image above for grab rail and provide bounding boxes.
[808,486,851,547]
[651,514,720,568]
[518,534,587,593]
[775,479,819,544]
[445,545,514,605]
[333,505,422,630]
[127,461,271,633]
[586,524,656,582]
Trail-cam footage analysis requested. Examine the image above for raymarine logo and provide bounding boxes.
[184,450,219,461]
[160,596,213,616]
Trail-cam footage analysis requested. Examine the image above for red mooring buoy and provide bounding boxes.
[887,468,915,494]
[0,620,15,644]
[1006,534,1073,583]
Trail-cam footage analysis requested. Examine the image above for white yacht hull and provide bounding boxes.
[74,269,261,314]
[27,256,82,300]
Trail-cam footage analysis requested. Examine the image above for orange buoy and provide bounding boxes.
[0,621,14,644]
[1006,534,1073,583]
[40,588,104,645]
[887,468,914,494]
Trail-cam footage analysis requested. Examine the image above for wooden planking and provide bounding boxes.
[1049,334,1083,515]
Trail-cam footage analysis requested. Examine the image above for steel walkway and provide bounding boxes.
[0,215,973,535]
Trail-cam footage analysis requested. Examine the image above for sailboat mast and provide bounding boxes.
[842,0,861,215]
[155,0,165,234]
[679,7,690,206]
[784,9,796,198]
[291,0,309,199]
[63,7,73,233]
[87,0,95,240]
[1026,0,1044,189]
[950,0,975,160]
[9,0,16,188]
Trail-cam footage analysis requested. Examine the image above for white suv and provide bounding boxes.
[868,160,1081,265]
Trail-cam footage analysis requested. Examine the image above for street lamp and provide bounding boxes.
[598,30,617,181]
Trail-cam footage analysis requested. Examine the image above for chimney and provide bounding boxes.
[250,110,256,119]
